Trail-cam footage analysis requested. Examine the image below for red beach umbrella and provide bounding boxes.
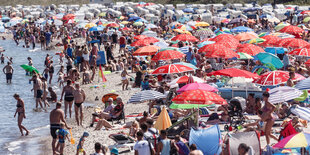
[62,14,75,21]
[282,39,309,48]
[208,68,259,79]
[172,90,227,105]
[279,25,304,35]
[151,64,194,75]
[273,38,295,47]
[288,48,310,56]
[237,44,265,56]
[258,35,281,47]
[169,75,205,85]
[134,35,148,40]
[106,23,120,28]
[211,34,235,42]
[131,37,159,46]
[132,45,160,56]
[171,34,199,42]
[151,50,185,62]
[199,44,239,59]
[253,71,305,86]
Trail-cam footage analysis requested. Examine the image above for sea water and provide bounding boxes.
[0,40,62,154]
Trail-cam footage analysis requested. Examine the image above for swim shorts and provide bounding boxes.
[36,89,43,99]
[50,124,61,139]
[75,102,83,108]
[120,44,126,48]
[6,73,12,80]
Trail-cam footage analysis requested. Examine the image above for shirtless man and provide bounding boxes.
[60,80,75,118]
[73,83,86,126]
[50,102,71,155]
[31,75,44,110]
[3,62,14,83]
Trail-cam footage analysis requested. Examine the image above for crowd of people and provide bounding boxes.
[3,2,310,155]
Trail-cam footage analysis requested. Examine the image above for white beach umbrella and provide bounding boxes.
[146,23,157,29]
[290,105,310,121]
[141,30,157,37]
[128,90,166,103]
[268,86,303,104]
[154,41,169,48]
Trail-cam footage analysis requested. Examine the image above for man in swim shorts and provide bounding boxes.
[3,62,14,84]
[73,83,86,126]
[50,102,71,155]
[33,75,44,110]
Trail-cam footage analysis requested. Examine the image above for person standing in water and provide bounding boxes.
[73,83,86,126]
[3,62,14,84]
[48,61,54,84]
[60,80,75,118]
[32,75,44,110]
[50,102,71,155]
[13,94,29,136]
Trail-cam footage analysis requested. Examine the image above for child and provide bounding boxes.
[82,68,91,84]
[56,123,70,155]
[57,66,65,87]
[129,121,139,138]
[47,87,57,102]
[59,52,64,65]
[77,132,89,155]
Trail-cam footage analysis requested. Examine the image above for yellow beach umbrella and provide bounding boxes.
[99,12,106,17]
[195,22,210,27]
[154,107,172,131]
[173,29,191,34]
[120,21,129,25]
[85,23,96,28]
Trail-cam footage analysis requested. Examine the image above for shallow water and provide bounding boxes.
[0,40,62,154]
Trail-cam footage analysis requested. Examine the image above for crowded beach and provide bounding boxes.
[2,1,310,155]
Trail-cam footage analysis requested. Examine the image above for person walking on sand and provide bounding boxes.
[60,80,75,118]
[3,62,13,84]
[13,94,29,136]
[50,102,71,155]
[73,83,86,126]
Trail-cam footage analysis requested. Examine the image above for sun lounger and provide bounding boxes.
[108,134,135,152]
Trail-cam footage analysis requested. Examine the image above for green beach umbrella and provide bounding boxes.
[247,38,266,44]
[169,103,211,109]
[20,64,39,74]
[275,23,290,31]
[237,52,254,59]
[133,22,143,26]
[303,17,310,23]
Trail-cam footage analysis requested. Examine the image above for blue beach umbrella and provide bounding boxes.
[265,47,286,54]
[231,26,254,33]
[89,26,103,31]
[128,16,140,21]
[178,16,190,23]
[174,62,198,69]
[183,8,194,13]
[198,41,215,48]
[295,78,310,90]
[256,52,283,69]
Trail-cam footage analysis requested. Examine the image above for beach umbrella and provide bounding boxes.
[273,38,295,47]
[288,48,310,56]
[1,16,10,22]
[153,41,169,48]
[106,23,119,28]
[170,21,181,28]
[211,34,235,42]
[268,86,303,104]
[173,62,198,69]
[259,35,281,47]
[151,64,194,75]
[171,34,198,42]
[275,23,290,31]
[134,35,148,40]
[177,83,218,93]
[20,64,39,74]
[235,32,258,41]
[120,27,132,31]
[131,37,159,46]
[282,39,309,48]
[195,22,210,27]
[99,12,106,17]
[172,90,227,105]
[295,77,310,90]
[159,47,180,52]
[221,18,230,24]
[253,71,305,86]
[231,26,254,33]
[128,90,166,103]
[102,93,118,103]
[208,68,259,79]
[303,17,310,23]
[183,8,195,13]
[228,18,247,25]
[132,45,160,56]
[128,16,140,21]
[169,75,205,85]
[216,39,240,49]
[173,29,191,34]
[120,21,129,25]
[197,41,215,48]
[133,21,143,26]
[151,50,185,62]
[280,25,304,35]
[176,25,195,31]
[141,30,157,37]
[169,103,211,109]
[247,38,266,44]
[200,44,239,59]
[62,14,75,21]
[270,32,295,39]
[290,105,310,121]
[237,52,254,59]
[146,23,157,29]
[256,52,284,69]
[273,132,310,148]
[237,44,265,56]
[88,26,103,32]
[194,28,214,39]
[85,23,96,28]
[154,107,172,131]
[178,16,190,23]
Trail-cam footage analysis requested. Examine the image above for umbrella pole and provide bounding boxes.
[232,78,234,98]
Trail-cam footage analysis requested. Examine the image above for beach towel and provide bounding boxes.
[279,122,297,141]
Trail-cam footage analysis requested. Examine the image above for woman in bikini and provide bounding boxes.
[261,92,278,144]
[121,69,130,90]
[60,80,75,118]
[13,94,29,136]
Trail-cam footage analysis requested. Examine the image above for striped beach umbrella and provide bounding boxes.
[273,132,310,148]
[268,86,303,104]
[128,90,166,103]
